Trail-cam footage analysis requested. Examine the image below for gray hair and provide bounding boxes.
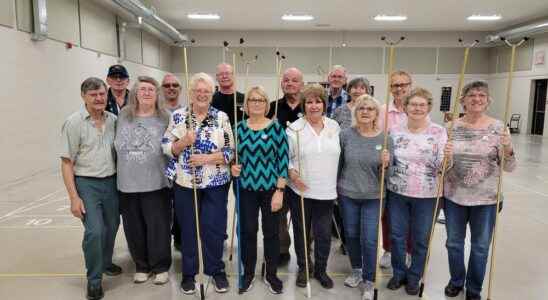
[81,77,107,94]
[330,65,347,75]
[189,72,215,93]
[351,94,381,129]
[462,81,489,97]
[122,76,170,123]
[347,76,372,95]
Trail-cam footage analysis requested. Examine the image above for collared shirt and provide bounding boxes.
[162,106,235,189]
[326,88,349,118]
[286,117,341,200]
[378,101,407,132]
[211,91,245,128]
[444,119,516,206]
[387,121,447,198]
[267,96,303,129]
[60,108,117,178]
[105,88,129,116]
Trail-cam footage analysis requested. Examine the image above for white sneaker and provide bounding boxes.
[134,272,150,283]
[379,252,392,269]
[153,272,169,285]
[344,268,363,288]
[362,280,374,300]
[406,253,412,268]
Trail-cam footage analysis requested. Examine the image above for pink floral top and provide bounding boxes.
[444,119,516,206]
[387,121,447,198]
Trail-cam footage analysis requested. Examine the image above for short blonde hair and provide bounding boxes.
[244,85,271,116]
[404,87,433,112]
[352,95,381,129]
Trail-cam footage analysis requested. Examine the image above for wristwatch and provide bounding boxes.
[275,186,285,192]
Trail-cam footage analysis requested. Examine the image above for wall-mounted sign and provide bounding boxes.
[534,50,545,66]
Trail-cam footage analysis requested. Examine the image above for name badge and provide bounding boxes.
[261,134,268,140]
[375,144,383,151]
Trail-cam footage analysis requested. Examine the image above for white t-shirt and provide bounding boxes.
[286,117,341,200]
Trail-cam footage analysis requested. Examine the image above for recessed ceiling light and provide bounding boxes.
[282,14,314,21]
[374,15,407,21]
[467,14,502,21]
[187,13,220,20]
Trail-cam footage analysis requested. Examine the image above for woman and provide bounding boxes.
[338,95,391,299]
[333,76,371,129]
[231,86,288,294]
[386,87,447,295]
[443,81,516,300]
[162,73,234,294]
[286,84,341,289]
[115,76,171,285]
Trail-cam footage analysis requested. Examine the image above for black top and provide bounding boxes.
[267,97,303,129]
[105,88,129,116]
[211,91,245,128]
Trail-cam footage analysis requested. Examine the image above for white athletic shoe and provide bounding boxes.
[134,272,150,283]
[379,252,392,269]
[344,268,363,288]
[362,280,374,300]
[153,272,169,285]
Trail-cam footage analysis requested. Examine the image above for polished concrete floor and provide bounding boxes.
[1,134,547,300]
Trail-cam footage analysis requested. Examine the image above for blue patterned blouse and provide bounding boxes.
[162,106,235,189]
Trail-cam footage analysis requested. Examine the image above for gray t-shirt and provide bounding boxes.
[115,114,169,193]
[338,127,393,200]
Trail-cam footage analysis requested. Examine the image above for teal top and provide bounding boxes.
[236,120,289,191]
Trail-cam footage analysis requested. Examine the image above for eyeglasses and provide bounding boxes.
[391,82,411,89]
[248,98,267,104]
[192,89,212,95]
[407,103,429,109]
[162,83,180,88]
[356,106,376,112]
[465,92,488,99]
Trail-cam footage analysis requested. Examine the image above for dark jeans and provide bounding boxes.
[119,188,172,273]
[239,188,280,276]
[286,188,334,273]
[74,176,120,287]
[174,183,229,276]
[339,195,380,282]
[387,191,436,285]
[278,199,291,255]
[445,199,496,295]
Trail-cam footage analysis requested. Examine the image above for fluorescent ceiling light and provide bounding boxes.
[467,14,502,21]
[374,15,407,21]
[282,14,314,21]
[187,13,220,20]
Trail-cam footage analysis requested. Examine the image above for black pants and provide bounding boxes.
[120,188,172,273]
[169,188,181,246]
[240,188,280,276]
[287,188,334,273]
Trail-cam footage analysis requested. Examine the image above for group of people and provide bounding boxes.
[61,63,516,300]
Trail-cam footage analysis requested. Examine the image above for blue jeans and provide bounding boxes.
[339,195,380,282]
[444,199,496,295]
[174,183,229,277]
[387,191,436,285]
[75,176,120,287]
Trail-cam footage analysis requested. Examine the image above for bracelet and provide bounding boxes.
[275,187,285,192]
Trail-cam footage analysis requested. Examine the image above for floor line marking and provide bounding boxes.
[0,189,65,222]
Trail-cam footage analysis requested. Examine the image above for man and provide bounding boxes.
[326,65,349,118]
[162,73,186,113]
[378,70,414,269]
[161,73,184,252]
[105,64,130,115]
[266,67,304,265]
[378,70,413,130]
[60,77,122,300]
[211,63,245,128]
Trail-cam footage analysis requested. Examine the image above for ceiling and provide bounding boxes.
[148,0,548,32]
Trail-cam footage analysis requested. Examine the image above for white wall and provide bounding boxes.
[488,34,548,134]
